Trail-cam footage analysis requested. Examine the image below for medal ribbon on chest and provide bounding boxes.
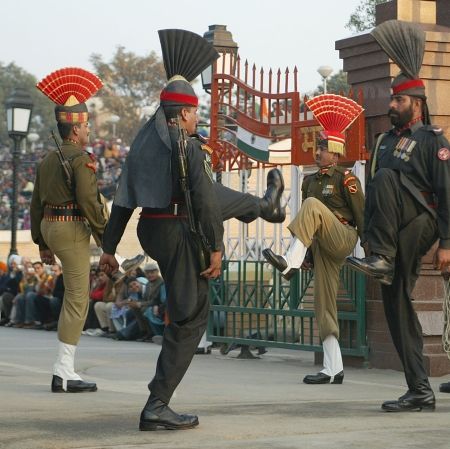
[393,137,416,161]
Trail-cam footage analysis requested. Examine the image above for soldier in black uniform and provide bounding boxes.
[99,29,285,431]
[347,20,450,411]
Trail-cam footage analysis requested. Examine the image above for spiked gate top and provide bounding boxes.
[158,29,219,107]
[36,67,103,123]
[371,20,426,98]
[305,94,364,155]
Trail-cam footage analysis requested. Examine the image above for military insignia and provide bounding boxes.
[85,162,97,173]
[394,137,416,159]
[201,144,213,155]
[203,155,214,183]
[347,184,358,194]
[322,185,334,196]
[438,147,450,161]
[343,176,356,186]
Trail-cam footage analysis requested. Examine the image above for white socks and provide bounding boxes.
[320,335,343,377]
[198,331,211,349]
[282,238,307,274]
[53,341,83,383]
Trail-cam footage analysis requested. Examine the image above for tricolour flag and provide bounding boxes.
[236,127,271,162]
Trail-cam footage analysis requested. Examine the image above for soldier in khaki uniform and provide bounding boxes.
[263,94,365,384]
[31,67,107,393]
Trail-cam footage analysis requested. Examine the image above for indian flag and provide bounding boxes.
[236,127,271,162]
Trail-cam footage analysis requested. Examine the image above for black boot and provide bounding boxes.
[262,248,298,280]
[381,390,435,412]
[51,375,97,393]
[303,371,344,385]
[439,381,450,393]
[139,395,199,431]
[346,254,394,285]
[260,169,286,223]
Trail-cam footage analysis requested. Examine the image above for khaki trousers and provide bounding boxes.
[288,197,358,340]
[41,220,91,345]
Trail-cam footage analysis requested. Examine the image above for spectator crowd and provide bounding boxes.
[0,255,167,345]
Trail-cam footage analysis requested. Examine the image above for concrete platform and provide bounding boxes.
[1,327,450,449]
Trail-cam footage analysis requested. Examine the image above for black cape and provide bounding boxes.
[113,107,173,209]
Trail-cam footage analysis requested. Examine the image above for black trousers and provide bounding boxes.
[136,186,262,404]
[366,169,438,393]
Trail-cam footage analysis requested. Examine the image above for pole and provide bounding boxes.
[323,77,327,94]
[9,136,22,258]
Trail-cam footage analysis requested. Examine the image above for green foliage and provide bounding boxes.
[346,0,388,33]
[90,46,166,144]
[315,70,351,95]
[0,62,54,148]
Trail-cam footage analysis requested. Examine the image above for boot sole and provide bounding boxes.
[382,404,436,412]
[346,259,393,285]
[139,420,199,431]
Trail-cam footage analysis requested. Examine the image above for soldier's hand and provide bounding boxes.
[433,248,450,273]
[201,250,222,279]
[40,249,55,265]
[100,252,119,275]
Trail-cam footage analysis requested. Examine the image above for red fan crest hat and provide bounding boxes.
[305,94,364,155]
[36,67,103,124]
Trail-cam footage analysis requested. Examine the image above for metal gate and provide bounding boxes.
[206,52,368,359]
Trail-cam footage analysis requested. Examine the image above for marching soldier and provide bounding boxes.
[31,68,107,393]
[99,29,286,431]
[263,94,365,385]
[347,20,450,411]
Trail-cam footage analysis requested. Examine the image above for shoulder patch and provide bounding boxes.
[347,184,358,194]
[201,144,213,155]
[343,175,356,186]
[437,147,450,161]
[85,162,97,173]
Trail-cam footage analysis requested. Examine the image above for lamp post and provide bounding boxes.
[201,25,238,184]
[5,88,33,258]
[109,114,120,139]
[317,65,333,94]
[201,24,238,93]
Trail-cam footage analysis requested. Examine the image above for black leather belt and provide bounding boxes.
[141,203,186,218]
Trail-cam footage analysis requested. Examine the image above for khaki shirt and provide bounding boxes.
[30,141,107,250]
[302,165,365,239]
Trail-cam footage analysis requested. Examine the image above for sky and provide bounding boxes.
[1,0,363,94]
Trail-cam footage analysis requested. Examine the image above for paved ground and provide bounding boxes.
[1,327,450,449]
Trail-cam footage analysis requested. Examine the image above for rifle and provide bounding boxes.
[51,130,74,192]
[176,117,211,272]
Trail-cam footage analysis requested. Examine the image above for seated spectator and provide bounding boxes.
[15,261,52,328]
[42,264,65,331]
[113,277,146,341]
[2,256,24,326]
[142,262,166,339]
[84,269,112,332]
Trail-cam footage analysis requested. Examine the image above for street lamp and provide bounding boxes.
[109,114,120,139]
[201,24,239,93]
[317,65,333,94]
[5,88,33,258]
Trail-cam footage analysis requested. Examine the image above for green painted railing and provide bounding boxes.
[208,260,368,358]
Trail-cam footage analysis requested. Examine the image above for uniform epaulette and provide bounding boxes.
[424,125,443,136]
[190,133,208,144]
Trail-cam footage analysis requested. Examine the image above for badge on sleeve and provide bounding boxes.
[438,147,450,161]
[203,153,214,183]
[85,162,97,173]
